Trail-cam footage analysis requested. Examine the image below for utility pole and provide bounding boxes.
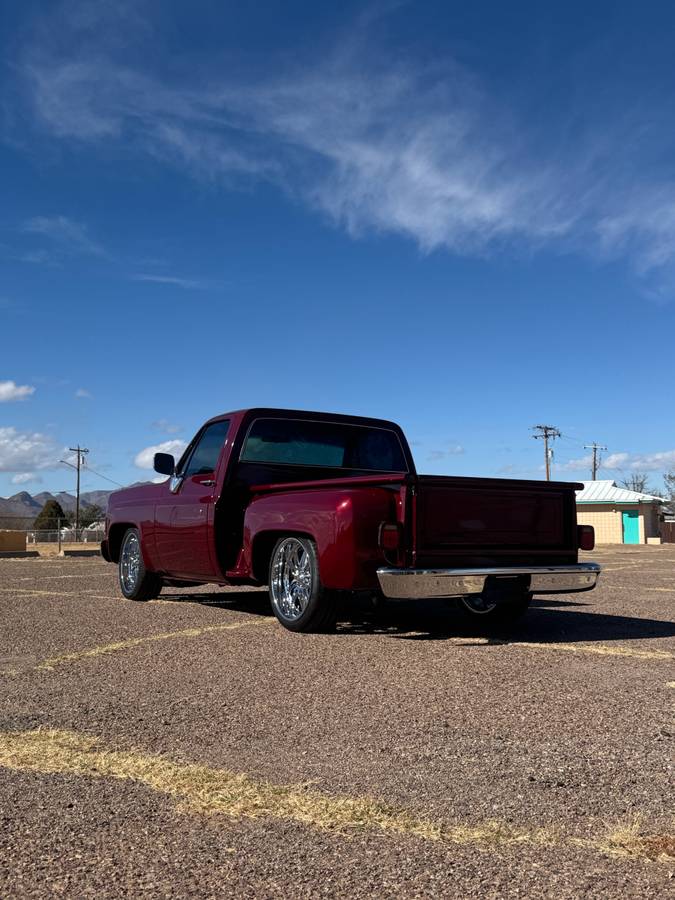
[583,442,607,481]
[532,425,561,481]
[67,446,89,532]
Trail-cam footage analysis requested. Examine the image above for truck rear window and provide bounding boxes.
[241,418,408,472]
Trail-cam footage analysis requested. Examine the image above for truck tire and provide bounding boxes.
[118,528,162,601]
[268,536,338,632]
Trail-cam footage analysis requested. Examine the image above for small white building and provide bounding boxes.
[575,480,665,545]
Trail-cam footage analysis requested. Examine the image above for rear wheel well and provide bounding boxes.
[251,530,314,584]
[107,523,137,563]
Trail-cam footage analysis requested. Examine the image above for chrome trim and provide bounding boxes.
[169,474,183,494]
[270,537,313,622]
[120,532,141,593]
[376,563,601,600]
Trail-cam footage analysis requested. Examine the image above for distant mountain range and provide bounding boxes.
[0,488,114,526]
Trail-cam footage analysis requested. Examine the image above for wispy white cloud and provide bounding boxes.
[556,449,675,474]
[75,387,92,398]
[17,52,570,256]
[22,215,105,257]
[0,380,35,402]
[602,450,675,472]
[134,439,187,470]
[11,472,42,485]
[427,443,465,461]
[601,453,630,469]
[15,249,56,265]
[13,1,675,289]
[496,464,521,476]
[555,454,593,473]
[152,419,182,435]
[132,273,206,290]
[0,426,62,472]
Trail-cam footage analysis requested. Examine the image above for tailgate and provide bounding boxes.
[413,475,579,566]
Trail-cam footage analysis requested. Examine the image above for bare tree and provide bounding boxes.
[664,469,675,496]
[619,472,652,493]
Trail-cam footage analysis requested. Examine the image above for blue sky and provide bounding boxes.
[2,0,675,498]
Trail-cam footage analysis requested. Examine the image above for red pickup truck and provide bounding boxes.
[102,408,600,631]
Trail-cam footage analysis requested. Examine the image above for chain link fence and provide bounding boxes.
[1,515,104,550]
[27,528,105,545]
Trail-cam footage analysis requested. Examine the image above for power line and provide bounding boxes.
[81,465,124,488]
[558,433,587,446]
[532,424,561,481]
[583,442,608,481]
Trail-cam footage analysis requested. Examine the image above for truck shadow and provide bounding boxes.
[157,589,275,617]
[350,597,675,644]
[156,590,675,645]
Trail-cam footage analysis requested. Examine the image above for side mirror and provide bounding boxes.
[153,452,175,476]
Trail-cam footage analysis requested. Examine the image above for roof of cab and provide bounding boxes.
[203,407,403,431]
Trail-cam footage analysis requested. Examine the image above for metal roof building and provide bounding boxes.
[575,480,665,545]
[576,481,665,505]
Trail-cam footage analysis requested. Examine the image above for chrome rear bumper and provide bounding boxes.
[376,563,601,600]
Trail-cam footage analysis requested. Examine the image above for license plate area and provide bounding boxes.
[484,574,531,595]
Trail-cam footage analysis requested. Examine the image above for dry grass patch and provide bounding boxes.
[0,729,670,862]
[509,641,675,661]
[0,729,558,850]
[597,816,675,862]
[37,620,270,670]
[0,587,90,597]
[0,620,271,676]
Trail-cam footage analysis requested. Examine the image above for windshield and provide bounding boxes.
[241,418,408,472]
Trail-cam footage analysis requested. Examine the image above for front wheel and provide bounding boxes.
[119,528,162,601]
[268,536,338,632]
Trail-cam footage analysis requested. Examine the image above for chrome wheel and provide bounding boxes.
[460,594,498,615]
[120,532,141,594]
[270,538,313,622]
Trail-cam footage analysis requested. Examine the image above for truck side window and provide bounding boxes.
[182,420,230,478]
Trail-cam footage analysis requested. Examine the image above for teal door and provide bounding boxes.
[622,510,640,544]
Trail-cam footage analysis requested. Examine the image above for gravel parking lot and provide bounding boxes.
[0,545,673,898]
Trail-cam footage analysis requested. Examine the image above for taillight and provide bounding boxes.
[379,522,401,551]
[578,525,595,551]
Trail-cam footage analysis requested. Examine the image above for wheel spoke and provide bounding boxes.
[270,538,313,622]
[121,534,141,593]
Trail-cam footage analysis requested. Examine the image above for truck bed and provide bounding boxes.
[248,470,582,568]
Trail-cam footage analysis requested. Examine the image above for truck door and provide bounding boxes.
[154,419,230,578]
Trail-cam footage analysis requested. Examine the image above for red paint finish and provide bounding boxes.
[412,475,579,567]
[249,472,408,494]
[154,474,218,578]
[102,482,164,571]
[229,484,396,589]
[104,407,586,590]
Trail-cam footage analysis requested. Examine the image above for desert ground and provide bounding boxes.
[0,545,673,898]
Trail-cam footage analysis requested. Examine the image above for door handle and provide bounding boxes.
[200,479,216,487]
